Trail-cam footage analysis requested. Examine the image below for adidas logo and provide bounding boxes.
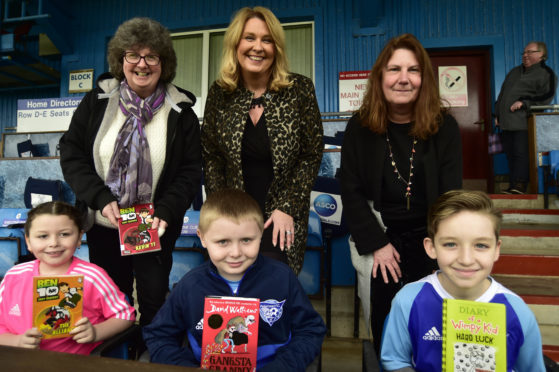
[422,326,442,341]
[9,304,21,317]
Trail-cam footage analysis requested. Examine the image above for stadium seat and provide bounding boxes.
[169,237,206,290]
[298,210,324,297]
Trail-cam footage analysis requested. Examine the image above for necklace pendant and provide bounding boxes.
[406,195,410,210]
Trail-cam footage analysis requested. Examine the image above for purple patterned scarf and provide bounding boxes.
[105,79,166,207]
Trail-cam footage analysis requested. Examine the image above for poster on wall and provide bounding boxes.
[17,97,82,132]
[338,71,370,113]
[310,191,342,226]
[439,66,468,107]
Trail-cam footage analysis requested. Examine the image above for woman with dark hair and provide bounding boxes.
[201,7,323,274]
[59,17,202,325]
[339,33,462,356]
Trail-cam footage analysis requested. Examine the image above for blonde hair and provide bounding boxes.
[359,33,445,139]
[217,6,291,92]
[199,189,264,233]
[427,190,502,240]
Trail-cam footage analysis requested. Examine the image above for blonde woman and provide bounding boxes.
[201,6,323,274]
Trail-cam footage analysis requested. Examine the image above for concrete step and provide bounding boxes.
[501,208,559,225]
[490,193,559,210]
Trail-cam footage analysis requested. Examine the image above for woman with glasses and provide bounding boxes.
[59,17,202,326]
[201,7,322,274]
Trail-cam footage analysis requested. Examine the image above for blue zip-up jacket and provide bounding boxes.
[143,255,326,371]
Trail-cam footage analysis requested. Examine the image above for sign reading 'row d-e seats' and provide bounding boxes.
[17,98,82,132]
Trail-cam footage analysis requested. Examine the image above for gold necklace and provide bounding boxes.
[386,133,417,210]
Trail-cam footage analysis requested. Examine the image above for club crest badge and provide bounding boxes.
[259,299,286,326]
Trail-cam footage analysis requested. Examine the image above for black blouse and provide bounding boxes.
[241,114,274,217]
[380,122,427,229]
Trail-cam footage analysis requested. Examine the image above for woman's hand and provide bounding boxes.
[70,317,96,344]
[17,328,42,349]
[101,201,120,227]
[510,101,524,112]
[372,243,402,284]
[151,217,168,237]
[264,209,294,251]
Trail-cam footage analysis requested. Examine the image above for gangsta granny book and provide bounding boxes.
[201,296,260,371]
[118,203,161,256]
[33,275,84,338]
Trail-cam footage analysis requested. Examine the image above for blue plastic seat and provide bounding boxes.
[298,210,324,297]
[549,150,559,192]
[0,228,23,277]
[74,234,90,262]
[169,211,206,290]
[0,208,29,276]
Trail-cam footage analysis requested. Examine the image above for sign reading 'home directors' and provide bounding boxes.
[17,97,82,132]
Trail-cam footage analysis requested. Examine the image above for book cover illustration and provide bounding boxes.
[118,203,161,256]
[201,296,260,371]
[33,275,84,338]
[442,298,507,372]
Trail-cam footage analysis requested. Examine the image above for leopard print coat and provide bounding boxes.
[201,73,323,274]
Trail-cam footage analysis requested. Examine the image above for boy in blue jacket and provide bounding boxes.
[143,189,326,371]
[380,190,545,371]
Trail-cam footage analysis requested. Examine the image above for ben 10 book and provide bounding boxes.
[442,298,507,372]
[201,296,260,371]
[33,275,84,338]
[118,203,161,256]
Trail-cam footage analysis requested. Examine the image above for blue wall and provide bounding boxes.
[1,0,558,131]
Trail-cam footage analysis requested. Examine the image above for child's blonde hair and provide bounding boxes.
[24,201,83,236]
[427,190,502,240]
[199,189,264,233]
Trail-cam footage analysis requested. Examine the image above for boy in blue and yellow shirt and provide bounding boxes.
[381,190,545,371]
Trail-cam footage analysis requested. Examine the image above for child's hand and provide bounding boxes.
[70,317,96,344]
[17,328,42,349]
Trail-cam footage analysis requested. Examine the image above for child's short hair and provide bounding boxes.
[427,190,502,240]
[199,189,264,233]
[24,201,83,236]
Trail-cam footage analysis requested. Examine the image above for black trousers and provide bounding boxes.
[501,129,529,186]
[259,222,288,265]
[370,226,438,357]
[86,223,173,325]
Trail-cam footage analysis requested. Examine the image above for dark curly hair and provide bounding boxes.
[107,17,177,83]
[24,201,84,236]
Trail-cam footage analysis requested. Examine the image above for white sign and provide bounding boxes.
[310,191,343,226]
[17,97,82,132]
[69,69,94,93]
[338,71,369,112]
[439,66,468,107]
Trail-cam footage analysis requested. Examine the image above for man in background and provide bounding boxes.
[495,41,557,194]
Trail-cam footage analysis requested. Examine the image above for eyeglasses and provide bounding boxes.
[123,52,161,66]
[522,50,540,55]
